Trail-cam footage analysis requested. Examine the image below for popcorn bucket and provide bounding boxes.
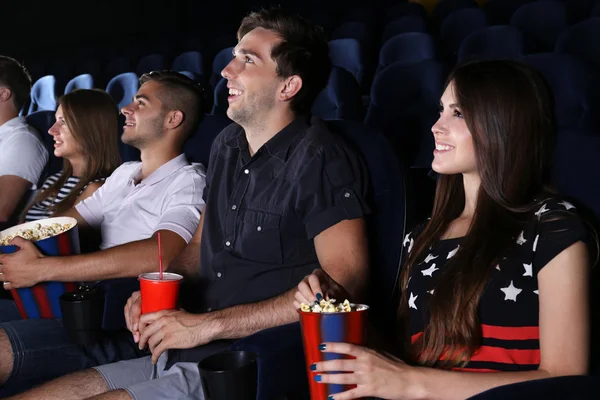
[0,217,80,319]
[298,304,369,400]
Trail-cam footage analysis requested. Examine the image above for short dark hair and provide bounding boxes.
[139,70,204,139]
[237,8,331,114]
[0,56,32,112]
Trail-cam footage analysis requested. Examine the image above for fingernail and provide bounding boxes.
[314,374,322,382]
[310,363,317,371]
[328,396,334,400]
[318,343,326,351]
[316,293,323,301]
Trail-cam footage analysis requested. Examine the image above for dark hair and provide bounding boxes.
[139,70,204,140]
[23,89,121,216]
[237,8,331,114]
[0,56,32,112]
[399,60,556,367]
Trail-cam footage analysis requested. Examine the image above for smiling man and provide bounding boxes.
[7,8,372,400]
[0,71,206,396]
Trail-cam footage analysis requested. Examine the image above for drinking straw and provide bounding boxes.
[158,232,163,280]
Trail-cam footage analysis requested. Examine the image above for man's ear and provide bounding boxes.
[279,75,303,102]
[0,87,12,103]
[166,110,185,130]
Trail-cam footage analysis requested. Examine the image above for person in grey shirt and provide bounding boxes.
[0,56,48,229]
[0,71,206,396]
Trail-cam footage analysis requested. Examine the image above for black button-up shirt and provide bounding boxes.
[187,116,369,312]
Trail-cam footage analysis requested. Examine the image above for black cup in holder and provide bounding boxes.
[198,350,258,400]
[59,285,105,345]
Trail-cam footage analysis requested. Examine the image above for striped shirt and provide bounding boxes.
[25,172,103,222]
[404,196,587,372]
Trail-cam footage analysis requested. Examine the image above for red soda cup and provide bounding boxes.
[138,272,183,314]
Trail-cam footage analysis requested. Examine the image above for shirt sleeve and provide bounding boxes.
[155,168,206,243]
[296,143,370,239]
[533,204,588,275]
[0,132,48,189]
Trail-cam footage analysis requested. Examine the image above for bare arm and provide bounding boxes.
[203,217,369,341]
[0,175,32,224]
[73,181,103,205]
[167,208,205,277]
[407,241,590,400]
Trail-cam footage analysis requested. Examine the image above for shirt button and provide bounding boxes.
[344,192,351,198]
[217,272,222,278]
[225,241,231,247]
[257,226,262,232]
[207,307,212,312]
[231,205,237,210]
[244,169,249,174]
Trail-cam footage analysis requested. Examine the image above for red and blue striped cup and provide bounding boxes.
[298,304,369,400]
[0,217,80,319]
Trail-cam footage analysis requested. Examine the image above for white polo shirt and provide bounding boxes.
[76,154,206,250]
[0,116,48,189]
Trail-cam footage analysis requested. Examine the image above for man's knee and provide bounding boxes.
[0,327,14,384]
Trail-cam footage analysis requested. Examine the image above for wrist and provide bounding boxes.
[201,311,225,342]
[406,366,429,400]
[40,255,56,282]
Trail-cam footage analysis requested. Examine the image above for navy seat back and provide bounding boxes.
[378,33,436,74]
[25,111,61,176]
[172,51,204,78]
[28,76,57,114]
[103,57,131,87]
[329,38,364,86]
[440,8,488,62]
[210,46,233,89]
[433,0,477,28]
[331,21,372,49]
[381,16,429,44]
[211,77,228,116]
[556,18,600,68]
[64,74,94,94]
[483,0,531,25]
[520,53,600,130]
[311,67,363,121]
[366,60,445,168]
[184,114,232,167]
[458,25,527,62]
[135,54,165,76]
[510,1,568,51]
[384,2,427,25]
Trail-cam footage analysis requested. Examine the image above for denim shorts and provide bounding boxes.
[0,299,146,397]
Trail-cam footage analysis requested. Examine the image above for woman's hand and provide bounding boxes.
[311,342,422,400]
[293,269,352,309]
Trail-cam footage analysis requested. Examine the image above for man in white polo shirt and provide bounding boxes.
[0,56,48,229]
[0,71,207,396]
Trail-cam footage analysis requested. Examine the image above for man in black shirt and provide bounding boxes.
[12,9,370,399]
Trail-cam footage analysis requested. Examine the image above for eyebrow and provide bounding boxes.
[237,48,263,61]
[440,102,460,109]
[133,94,151,102]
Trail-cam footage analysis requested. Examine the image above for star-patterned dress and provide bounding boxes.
[404,197,588,372]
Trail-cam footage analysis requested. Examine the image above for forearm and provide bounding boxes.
[43,238,160,282]
[205,288,298,341]
[411,367,553,400]
[167,240,200,277]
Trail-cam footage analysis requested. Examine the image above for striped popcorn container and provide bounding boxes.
[0,217,80,319]
[298,304,369,400]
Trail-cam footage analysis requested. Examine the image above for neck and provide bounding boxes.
[138,143,181,181]
[0,107,18,127]
[461,172,481,218]
[69,157,86,177]
[243,108,296,156]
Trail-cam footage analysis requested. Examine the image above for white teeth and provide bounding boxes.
[435,144,454,151]
[228,89,242,96]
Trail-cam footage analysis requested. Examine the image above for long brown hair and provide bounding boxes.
[23,89,121,216]
[399,60,555,367]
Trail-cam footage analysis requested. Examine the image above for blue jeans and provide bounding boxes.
[0,299,147,397]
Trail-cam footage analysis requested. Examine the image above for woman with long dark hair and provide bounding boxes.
[294,60,593,399]
[21,89,121,221]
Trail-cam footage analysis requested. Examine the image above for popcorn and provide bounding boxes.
[0,222,74,246]
[299,298,366,313]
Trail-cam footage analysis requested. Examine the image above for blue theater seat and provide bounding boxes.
[378,33,437,74]
[210,46,233,89]
[458,25,528,62]
[28,75,57,114]
[381,15,429,45]
[440,8,488,62]
[64,74,94,94]
[329,38,365,87]
[136,54,165,76]
[510,0,568,51]
[483,0,532,25]
[172,51,204,80]
[555,18,600,68]
[433,0,477,29]
[311,66,363,121]
[184,114,232,168]
[384,2,428,25]
[105,72,139,110]
[331,21,372,49]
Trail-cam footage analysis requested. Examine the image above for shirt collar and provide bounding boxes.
[128,154,189,186]
[0,116,27,136]
[224,116,309,162]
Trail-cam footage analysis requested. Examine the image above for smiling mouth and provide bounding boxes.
[54,140,63,148]
[434,143,455,154]
[228,88,243,102]
[123,122,136,129]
